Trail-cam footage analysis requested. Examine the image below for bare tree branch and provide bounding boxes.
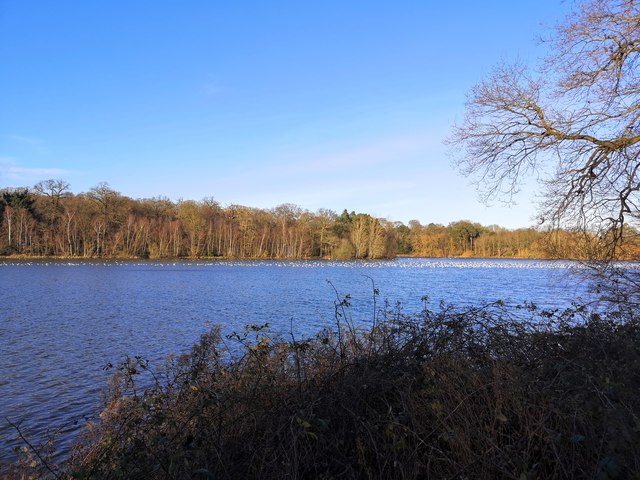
[448,0,640,258]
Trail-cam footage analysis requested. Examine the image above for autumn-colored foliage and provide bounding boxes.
[3,182,638,260]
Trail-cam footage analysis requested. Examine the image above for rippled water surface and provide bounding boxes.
[0,258,595,459]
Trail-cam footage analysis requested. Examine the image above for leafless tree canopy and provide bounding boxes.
[449,0,640,254]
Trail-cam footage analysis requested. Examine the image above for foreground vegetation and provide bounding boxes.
[3,181,640,261]
[5,294,639,479]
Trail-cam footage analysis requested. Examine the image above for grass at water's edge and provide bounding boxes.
[3,300,640,479]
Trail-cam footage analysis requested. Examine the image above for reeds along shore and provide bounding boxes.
[5,298,640,479]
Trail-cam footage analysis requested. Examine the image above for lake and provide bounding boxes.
[0,258,593,460]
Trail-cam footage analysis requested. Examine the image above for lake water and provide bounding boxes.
[0,258,594,461]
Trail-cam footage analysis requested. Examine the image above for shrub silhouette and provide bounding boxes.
[6,299,640,479]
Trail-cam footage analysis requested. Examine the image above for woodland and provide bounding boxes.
[2,180,639,261]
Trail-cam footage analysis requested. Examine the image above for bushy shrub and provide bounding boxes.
[6,299,640,479]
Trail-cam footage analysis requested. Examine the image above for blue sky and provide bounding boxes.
[0,1,571,228]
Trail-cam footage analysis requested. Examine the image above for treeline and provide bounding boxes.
[1,180,639,260]
[399,220,640,260]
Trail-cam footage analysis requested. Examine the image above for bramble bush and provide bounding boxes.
[5,296,640,479]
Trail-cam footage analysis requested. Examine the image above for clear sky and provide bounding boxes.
[0,1,572,228]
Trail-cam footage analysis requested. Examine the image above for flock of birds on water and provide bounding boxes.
[2,258,635,269]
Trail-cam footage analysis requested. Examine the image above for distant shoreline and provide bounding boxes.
[0,253,610,262]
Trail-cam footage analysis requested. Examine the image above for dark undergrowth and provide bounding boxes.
[3,296,640,479]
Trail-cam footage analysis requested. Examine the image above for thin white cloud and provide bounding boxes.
[270,178,415,206]
[206,129,444,215]
[230,129,446,182]
[2,134,49,155]
[0,157,77,184]
[302,134,435,172]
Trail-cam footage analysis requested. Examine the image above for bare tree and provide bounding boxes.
[34,179,70,209]
[449,0,640,258]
